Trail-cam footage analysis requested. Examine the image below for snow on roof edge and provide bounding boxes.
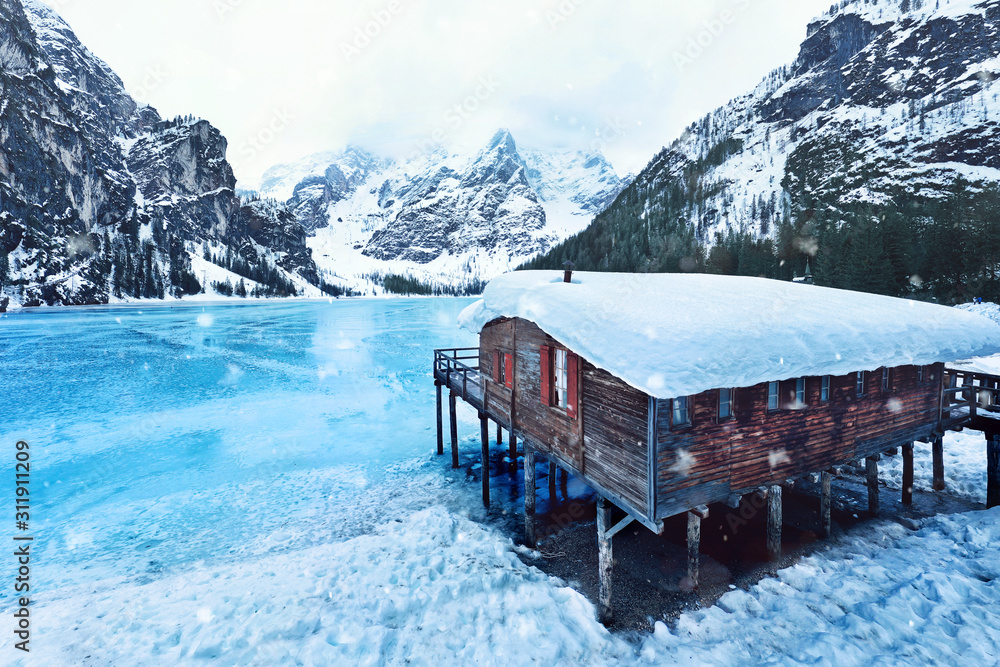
[458,271,1000,399]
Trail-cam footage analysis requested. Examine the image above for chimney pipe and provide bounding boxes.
[563,260,575,284]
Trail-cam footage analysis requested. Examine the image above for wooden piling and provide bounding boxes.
[480,414,490,507]
[509,434,518,475]
[548,460,557,500]
[435,382,443,456]
[932,433,945,491]
[687,507,707,588]
[988,432,1000,510]
[866,455,880,517]
[596,496,614,623]
[820,471,832,538]
[767,486,782,561]
[497,424,503,446]
[449,391,459,469]
[524,448,536,547]
[902,443,914,505]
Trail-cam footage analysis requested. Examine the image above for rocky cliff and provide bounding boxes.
[0,0,322,306]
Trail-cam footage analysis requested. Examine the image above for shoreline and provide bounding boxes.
[0,292,480,315]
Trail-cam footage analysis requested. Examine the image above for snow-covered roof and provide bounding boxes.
[458,271,1000,399]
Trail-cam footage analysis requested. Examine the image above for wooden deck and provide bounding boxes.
[942,368,1000,436]
[433,348,484,412]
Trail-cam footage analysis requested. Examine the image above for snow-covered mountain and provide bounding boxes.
[258,130,629,288]
[0,0,325,307]
[530,0,1000,303]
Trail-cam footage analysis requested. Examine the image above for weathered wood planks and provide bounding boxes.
[656,365,942,521]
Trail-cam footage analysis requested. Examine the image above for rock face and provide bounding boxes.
[529,0,1000,302]
[260,129,629,284]
[286,146,391,233]
[0,0,321,306]
[365,130,549,264]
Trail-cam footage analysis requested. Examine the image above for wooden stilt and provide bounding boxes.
[902,443,915,505]
[480,414,490,507]
[449,392,459,469]
[820,471,832,538]
[866,455,880,517]
[766,486,782,561]
[509,434,518,475]
[435,382,443,456]
[524,448,536,547]
[988,432,1000,510]
[548,460,557,499]
[497,424,503,446]
[687,510,703,588]
[596,496,614,624]
[932,433,945,491]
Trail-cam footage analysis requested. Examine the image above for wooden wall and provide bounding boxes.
[655,364,943,520]
[480,318,650,517]
[581,359,649,512]
[481,318,514,427]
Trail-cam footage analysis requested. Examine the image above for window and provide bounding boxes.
[673,396,691,427]
[881,368,890,392]
[795,378,806,405]
[554,349,569,409]
[856,371,866,397]
[767,381,780,411]
[821,376,831,402]
[540,346,578,418]
[493,351,514,389]
[917,366,925,383]
[719,388,733,420]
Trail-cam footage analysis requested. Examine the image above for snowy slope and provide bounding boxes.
[532,0,1000,295]
[257,150,342,202]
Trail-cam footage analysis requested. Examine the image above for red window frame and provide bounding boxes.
[493,350,514,389]
[540,345,578,419]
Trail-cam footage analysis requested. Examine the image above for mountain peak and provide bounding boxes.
[488,128,518,153]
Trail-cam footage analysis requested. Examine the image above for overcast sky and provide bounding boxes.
[45,0,831,187]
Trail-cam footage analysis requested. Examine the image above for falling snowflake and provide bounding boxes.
[647,373,666,391]
[769,449,791,470]
[886,398,903,413]
[669,448,696,476]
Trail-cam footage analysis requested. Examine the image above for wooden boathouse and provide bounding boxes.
[434,270,1000,622]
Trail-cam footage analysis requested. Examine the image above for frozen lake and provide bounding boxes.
[1,298,488,584]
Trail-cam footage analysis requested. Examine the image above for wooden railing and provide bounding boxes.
[942,369,1000,428]
[434,348,481,402]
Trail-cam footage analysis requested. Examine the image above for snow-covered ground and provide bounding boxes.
[1,298,999,665]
